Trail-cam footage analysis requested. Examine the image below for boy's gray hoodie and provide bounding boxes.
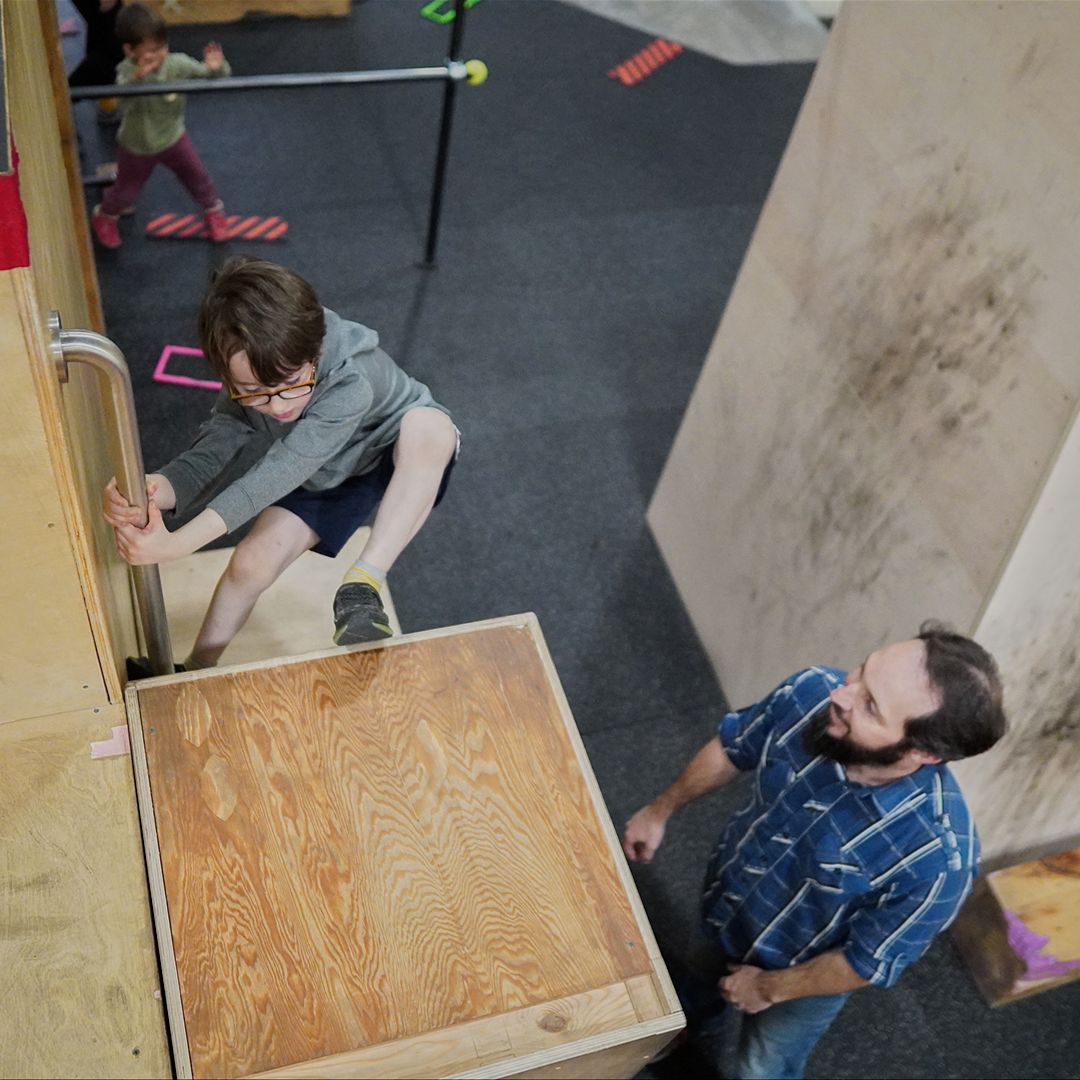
[160,309,449,532]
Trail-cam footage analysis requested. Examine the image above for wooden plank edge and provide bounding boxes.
[245,984,683,1080]
[520,613,682,1017]
[129,613,542,689]
[15,268,122,703]
[125,683,194,1077]
[460,1016,684,1080]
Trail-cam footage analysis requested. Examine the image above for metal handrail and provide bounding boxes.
[48,312,175,676]
[67,63,468,100]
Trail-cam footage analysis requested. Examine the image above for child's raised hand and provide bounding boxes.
[203,42,225,71]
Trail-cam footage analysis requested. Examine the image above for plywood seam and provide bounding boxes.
[126,685,193,1079]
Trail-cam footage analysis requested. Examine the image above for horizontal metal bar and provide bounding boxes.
[49,313,175,677]
[70,63,467,101]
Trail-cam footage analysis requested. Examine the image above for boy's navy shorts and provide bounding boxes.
[274,446,456,558]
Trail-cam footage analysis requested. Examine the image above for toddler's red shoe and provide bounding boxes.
[205,207,229,243]
[91,206,121,249]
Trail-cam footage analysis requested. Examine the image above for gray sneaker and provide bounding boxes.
[333,582,393,645]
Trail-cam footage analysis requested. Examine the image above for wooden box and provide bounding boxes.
[125,615,683,1078]
[141,0,351,25]
[950,846,1080,1006]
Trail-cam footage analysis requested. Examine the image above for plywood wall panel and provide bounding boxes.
[953,404,1080,866]
[0,270,106,720]
[4,0,138,695]
[0,706,170,1078]
[649,1,1080,710]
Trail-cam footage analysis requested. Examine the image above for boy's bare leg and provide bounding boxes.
[188,507,319,668]
[358,407,458,572]
[334,407,456,645]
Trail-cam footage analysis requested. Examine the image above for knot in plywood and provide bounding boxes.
[539,1012,568,1033]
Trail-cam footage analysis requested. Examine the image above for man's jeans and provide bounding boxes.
[677,966,850,1079]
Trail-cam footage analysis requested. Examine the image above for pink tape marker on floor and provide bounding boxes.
[90,725,131,759]
[153,344,222,391]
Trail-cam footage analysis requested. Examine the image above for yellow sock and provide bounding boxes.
[343,564,385,590]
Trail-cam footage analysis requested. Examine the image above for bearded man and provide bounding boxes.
[623,623,1006,1079]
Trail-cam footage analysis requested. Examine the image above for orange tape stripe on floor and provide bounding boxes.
[155,213,196,236]
[226,215,260,239]
[146,213,175,230]
[609,38,683,87]
[645,41,668,67]
[179,220,206,238]
[638,46,661,72]
[264,221,289,240]
[243,216,281,240]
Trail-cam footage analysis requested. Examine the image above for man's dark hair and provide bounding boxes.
[906,620,1006,761]
[198,256,326,387]
[115,3,167,47]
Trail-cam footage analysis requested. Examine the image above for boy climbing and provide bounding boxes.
[103,256,458,670]
[91,2,231,249]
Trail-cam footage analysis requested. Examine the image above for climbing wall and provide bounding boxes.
[648,0,1080,866]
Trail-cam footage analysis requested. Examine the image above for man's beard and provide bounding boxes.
[803,705,912,767]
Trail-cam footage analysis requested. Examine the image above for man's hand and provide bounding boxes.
[203,42,225,71]
[622,804,668,863]
[114,501,179,565]
[719,964,774,1014]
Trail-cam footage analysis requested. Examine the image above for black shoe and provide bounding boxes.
[126,656,186,680]
[333,582,393,645]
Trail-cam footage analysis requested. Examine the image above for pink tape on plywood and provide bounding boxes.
[153,345,222,391]
[1005,910,1080,982]
[90,725,131,759]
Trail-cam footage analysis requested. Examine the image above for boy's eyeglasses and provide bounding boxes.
[230,371,316,408]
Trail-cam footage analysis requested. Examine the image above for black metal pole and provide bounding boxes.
[421,0,468,268]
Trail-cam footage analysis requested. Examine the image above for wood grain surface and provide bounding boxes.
[5,0,137,699]
[135,622,653,1078]
[648,0,1080,703]
[140,0,350,24]
[950,846,1080,1005]
[0,706,170,1078]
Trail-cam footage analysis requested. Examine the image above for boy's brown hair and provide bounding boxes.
[199,257,327,387]
[115,3,168,47]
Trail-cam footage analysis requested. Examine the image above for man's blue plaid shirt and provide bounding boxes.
[704,666,977,988]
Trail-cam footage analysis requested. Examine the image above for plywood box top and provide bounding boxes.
[127,615,680,1078]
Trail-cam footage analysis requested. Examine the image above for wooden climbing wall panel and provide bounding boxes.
[647,0,1080,865]
[127,616,682,1078]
